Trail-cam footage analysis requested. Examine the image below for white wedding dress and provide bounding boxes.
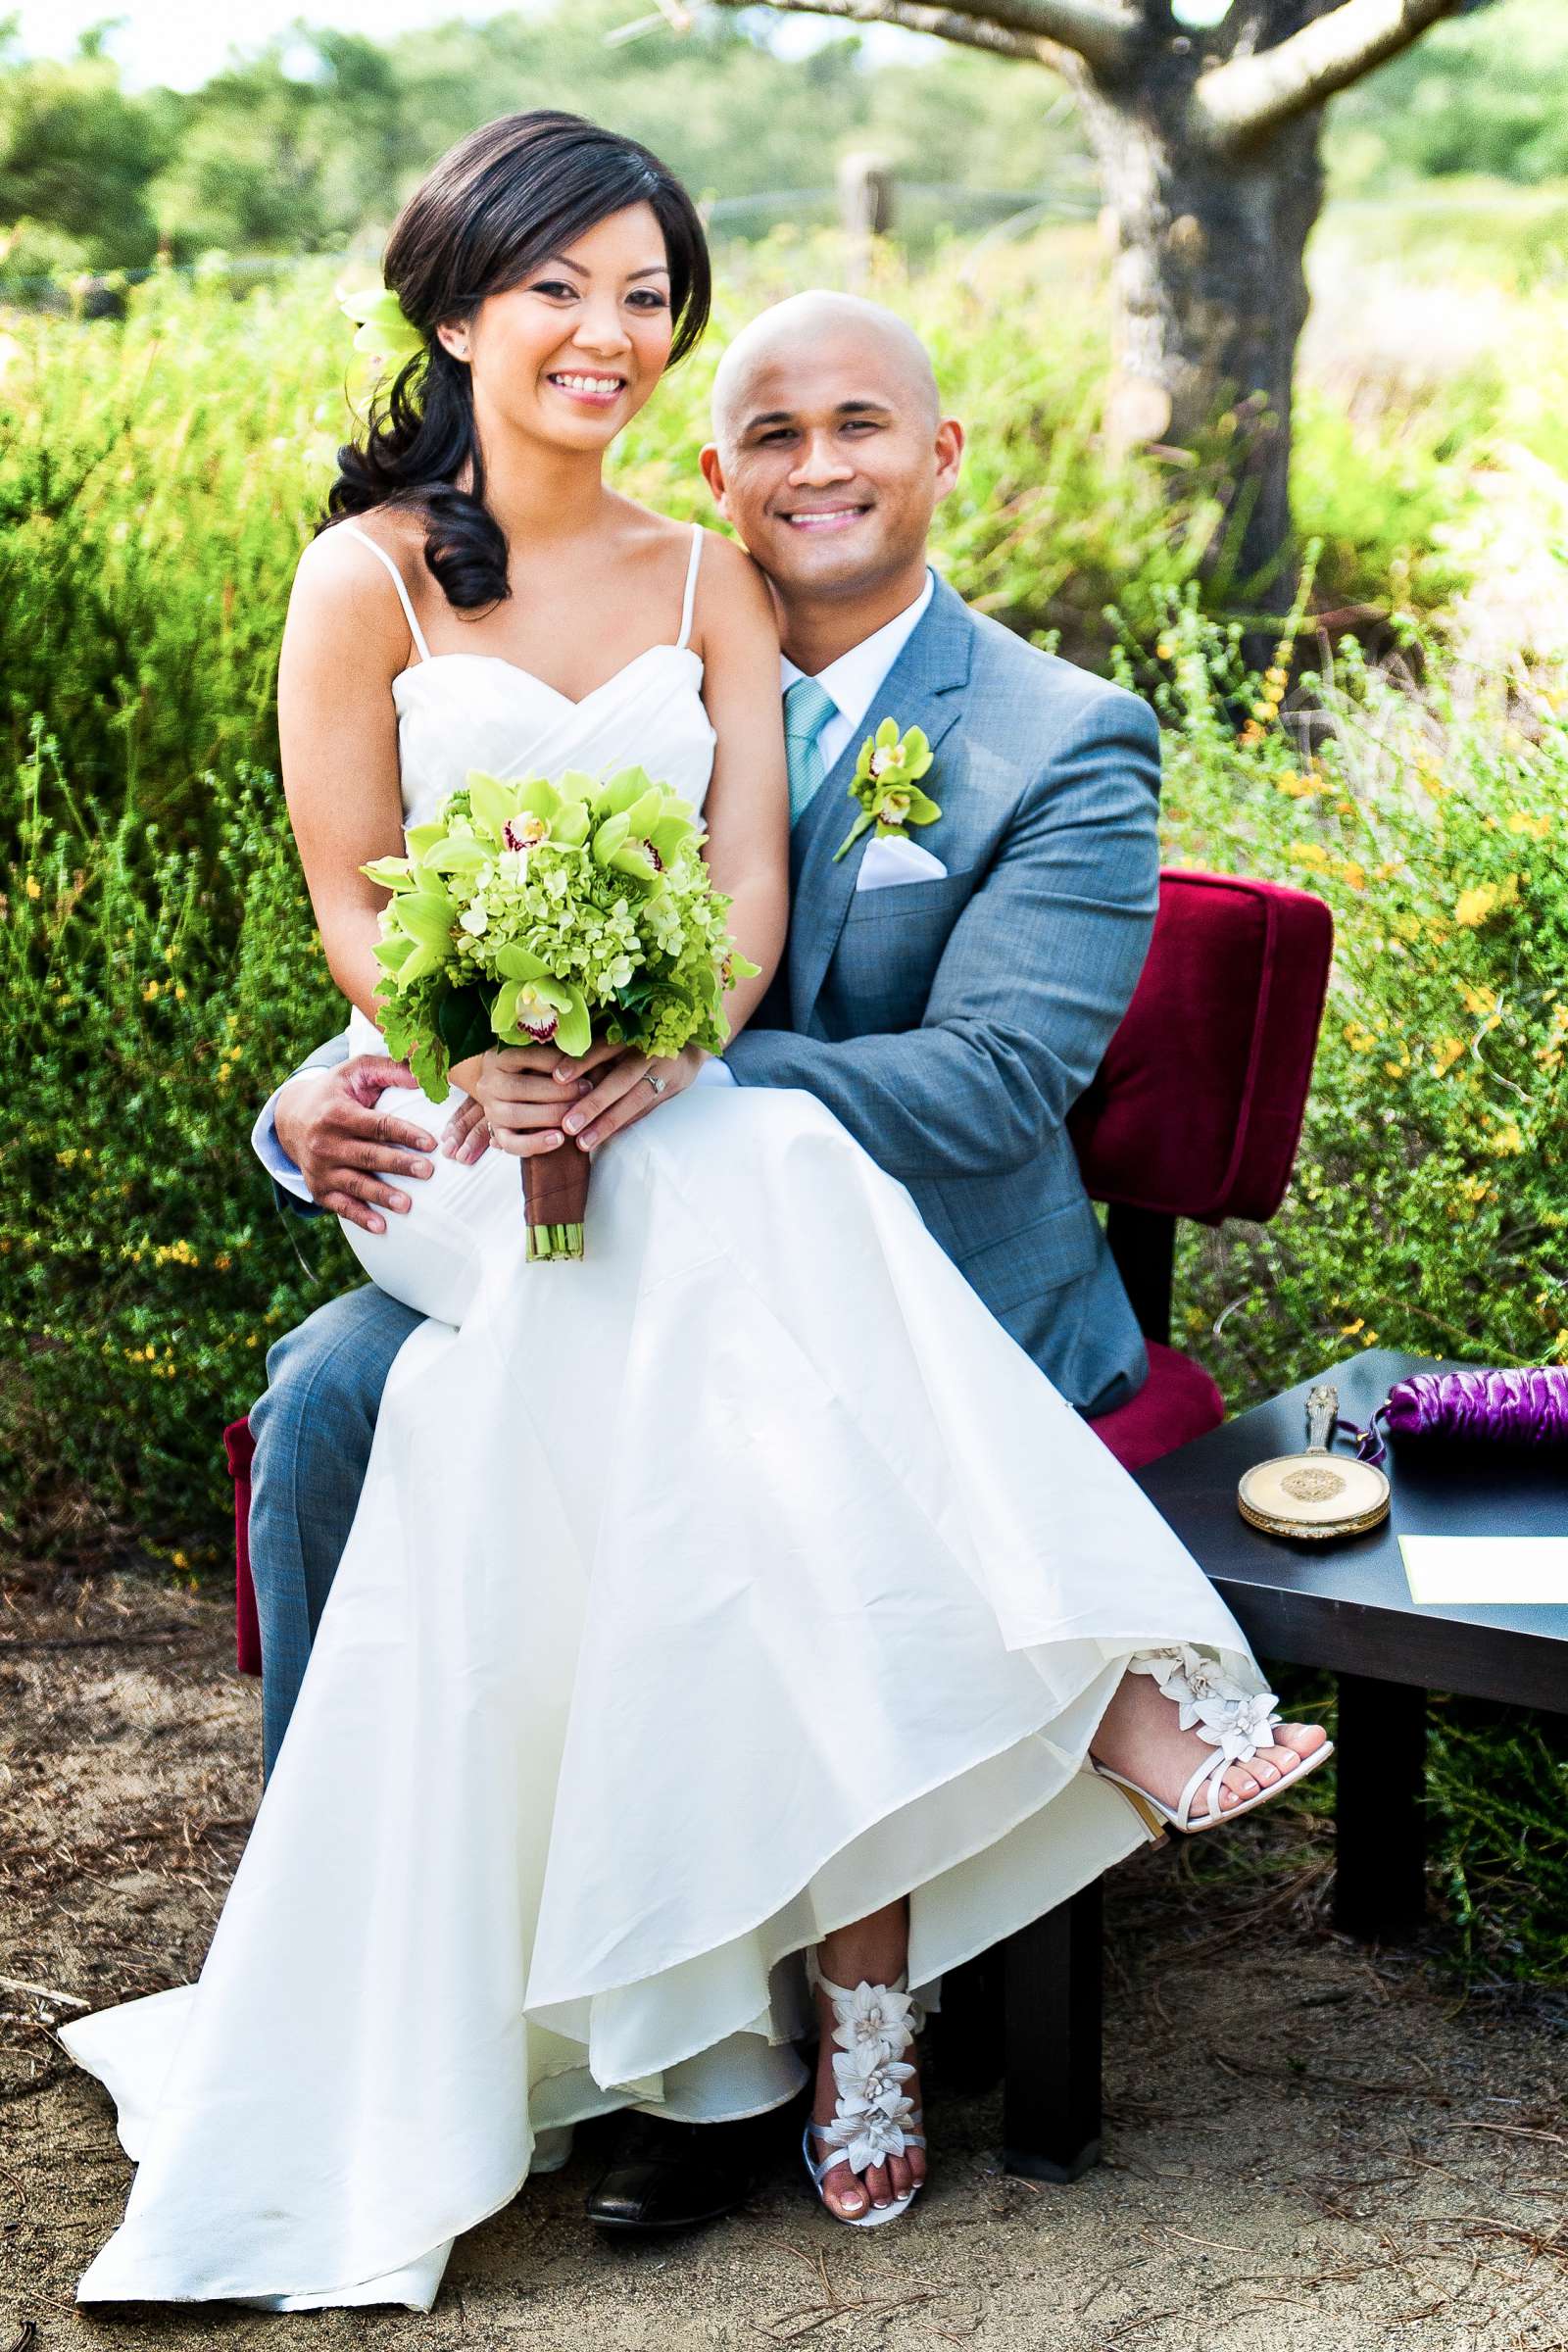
[64,525,1265,2311]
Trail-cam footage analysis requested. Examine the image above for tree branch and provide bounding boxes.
[902,0,1140,73]
[1192,0,1465,151]
[710,0,1131,74]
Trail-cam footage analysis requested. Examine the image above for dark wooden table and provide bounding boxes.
[1000,1347,1568,2183]
[1137,1346,1568,1936]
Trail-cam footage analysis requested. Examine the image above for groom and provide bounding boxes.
[248,289,1161,2228]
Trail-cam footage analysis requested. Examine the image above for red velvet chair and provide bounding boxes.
[225,867,1333,1680]
[1076,866,1333,1469]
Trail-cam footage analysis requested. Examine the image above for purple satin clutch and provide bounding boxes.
[1350,1368,1568,1466]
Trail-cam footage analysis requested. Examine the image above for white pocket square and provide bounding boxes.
[855,836,949,892]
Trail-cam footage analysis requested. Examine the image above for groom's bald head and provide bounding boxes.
[710,292,942,446]
[701,291,961,634]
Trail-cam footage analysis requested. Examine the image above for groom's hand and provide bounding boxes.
[273,1057,485,1234]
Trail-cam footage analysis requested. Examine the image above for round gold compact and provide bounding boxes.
[1238,1384,1392,1540]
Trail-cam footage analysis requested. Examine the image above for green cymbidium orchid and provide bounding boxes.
[338,283,424,399]
[493,946,591,1055]
[832,717,940,863]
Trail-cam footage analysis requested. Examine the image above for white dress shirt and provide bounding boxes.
[253,569,938,1190]
[779,567,934,779]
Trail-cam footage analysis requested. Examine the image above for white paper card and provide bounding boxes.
[1398,1534,1568,1607]
[855,836,949,892]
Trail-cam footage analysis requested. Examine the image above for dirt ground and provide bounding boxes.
[2,1560,1565,2352]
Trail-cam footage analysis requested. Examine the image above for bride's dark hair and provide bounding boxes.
[326,110,710,611]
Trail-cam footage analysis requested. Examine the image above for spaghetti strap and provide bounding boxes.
[337,521,432,665]
[674,524,704,652]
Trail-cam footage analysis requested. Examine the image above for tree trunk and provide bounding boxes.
[1078,43,1325,612]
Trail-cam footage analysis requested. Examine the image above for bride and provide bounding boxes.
[63,111,1329,2304]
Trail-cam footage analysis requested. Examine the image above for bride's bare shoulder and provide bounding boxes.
[294,508,422,594]
[687,528,776,651]
[286,511,428,666]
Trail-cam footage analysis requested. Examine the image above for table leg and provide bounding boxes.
[929,1947,1003,2098]
[1334,1672,1427,1942]
[1003,1880,1102,2182]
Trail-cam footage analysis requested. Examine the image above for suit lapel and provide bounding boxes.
[789,577,975,1029]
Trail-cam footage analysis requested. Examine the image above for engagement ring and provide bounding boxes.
[645,1073,668,1097]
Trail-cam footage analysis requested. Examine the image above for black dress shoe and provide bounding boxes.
[584,2112,770,2231]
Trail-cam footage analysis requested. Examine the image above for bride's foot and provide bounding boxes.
[1091,1649,1330,1832]
[808,1906,926,2225]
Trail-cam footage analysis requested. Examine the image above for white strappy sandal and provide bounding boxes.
[1092,1646,1334,1835]
[803,1967,926,2229]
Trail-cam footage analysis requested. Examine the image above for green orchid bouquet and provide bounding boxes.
[363,765,756,1259]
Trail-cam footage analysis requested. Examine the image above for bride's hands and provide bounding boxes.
[552,1039,707,1153]
[471,1045,597,1159]
[474,1039,705,1158]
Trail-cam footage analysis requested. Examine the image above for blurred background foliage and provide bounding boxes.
[3,0,1567,277]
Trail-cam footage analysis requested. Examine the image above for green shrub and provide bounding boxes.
[1143,590,1568,1393]
[0,727,347,1564]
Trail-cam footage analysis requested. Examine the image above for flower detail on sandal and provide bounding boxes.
[828,1978,922,2068]
[804,1967,927,2230]
[821,2054,918,2177]
[1131,1647,1282,1761]
[1094,1647,1334,1836]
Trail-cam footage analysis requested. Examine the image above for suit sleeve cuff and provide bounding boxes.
[252,1087,316,1202]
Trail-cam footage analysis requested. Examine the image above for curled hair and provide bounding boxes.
[326,111,710,610]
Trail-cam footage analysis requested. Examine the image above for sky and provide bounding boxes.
[7,0,920,91]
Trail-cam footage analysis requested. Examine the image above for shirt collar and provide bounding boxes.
[778,568,935,729]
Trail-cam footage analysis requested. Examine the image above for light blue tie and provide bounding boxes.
[784,675,838,828]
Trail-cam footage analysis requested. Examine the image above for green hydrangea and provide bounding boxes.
[363,764,758,1098]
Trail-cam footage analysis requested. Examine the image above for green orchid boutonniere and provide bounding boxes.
[832,717,941,863]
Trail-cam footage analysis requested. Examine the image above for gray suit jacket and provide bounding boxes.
[274,578,1159,1415]
[728,578,1158,1415]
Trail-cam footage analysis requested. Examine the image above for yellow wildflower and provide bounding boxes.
[1344,1022,1376,1054]
[1432,1036,1465,1077]
[1340,1317,1365,1337]
[1339,859,1366,892]
[1290,842,1331,871]
[142,979,161,1003]
[1489,1122,1526,1156]
[1460,982,1497,1016]
[24,876,40,901]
